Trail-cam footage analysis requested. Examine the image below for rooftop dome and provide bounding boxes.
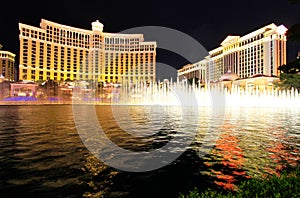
[92,20,104,32]
[220,70,239,81]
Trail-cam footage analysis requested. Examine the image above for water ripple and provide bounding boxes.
[0,105,299,197]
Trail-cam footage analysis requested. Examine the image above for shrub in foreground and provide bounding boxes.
[179,169,300,198]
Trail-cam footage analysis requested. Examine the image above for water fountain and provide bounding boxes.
[72,78,300,173]
[73,79,300,108]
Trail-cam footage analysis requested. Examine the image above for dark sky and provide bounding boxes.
[0,0,299,69]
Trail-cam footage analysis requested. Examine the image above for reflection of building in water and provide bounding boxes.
[265,132,300,177]
[178,23,287,89]
[19,19,156,84]
[203,122,248,191]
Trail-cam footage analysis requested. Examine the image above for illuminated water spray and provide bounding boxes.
[75,79,300,108]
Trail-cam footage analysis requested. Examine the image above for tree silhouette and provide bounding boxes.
[276,58,300,89]
[287,0,300,42]
[288,0,300,4]
[275,0,300,89]
[287,24,300,42]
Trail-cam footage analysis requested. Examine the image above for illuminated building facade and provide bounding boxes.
[178,23,287,84]
[19,19,156,83]
[0,48,16,81]
[177,59,206,83]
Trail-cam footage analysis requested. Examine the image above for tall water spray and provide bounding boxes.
[73,79,300,108]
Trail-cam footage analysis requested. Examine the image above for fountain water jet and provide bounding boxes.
[73,79,300,108]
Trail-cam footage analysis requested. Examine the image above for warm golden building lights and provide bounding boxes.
[0,48,16,81]
[178,23,288,84]
[18,19,156,83]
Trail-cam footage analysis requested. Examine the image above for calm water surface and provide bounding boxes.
[0,105,299,197]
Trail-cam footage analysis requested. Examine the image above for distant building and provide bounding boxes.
[178,23,288,87]
[177,59,206,84]
[216,71,279,92]
[10,81,38,97]
[0,47,16,81]
[18,19,156,84]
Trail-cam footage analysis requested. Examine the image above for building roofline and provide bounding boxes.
[239,23,283,41]
[0,50,16,57]
[40,19,92,34]
[19,23,46,33]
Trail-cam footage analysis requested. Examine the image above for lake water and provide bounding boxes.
[0,105,299,197]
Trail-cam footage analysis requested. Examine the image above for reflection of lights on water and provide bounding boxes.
[3,96,38,101]
[203,124,248,191]
[72,80,300,173]
[199,111,300,191]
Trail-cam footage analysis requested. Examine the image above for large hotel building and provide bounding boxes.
[19,19,156,83]
[178,23,287,85]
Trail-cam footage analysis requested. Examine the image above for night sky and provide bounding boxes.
[0,0,299,69]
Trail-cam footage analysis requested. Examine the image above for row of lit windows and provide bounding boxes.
[104,37,140,45]
[21,41,155,62]
[0,53,15,59]
[20,25,156,81]
[46,26,90,41]
[239,34,264,47]
[20,71,154,83]
[21,28,45,40]
[21,29,89,48]
[0,59,14,66]
[23,37,155,52]
[102,68,154,74]
[1,65,14,72]
[181,33,286,82]
[49,35,89,48]
[103,46,155,52]
[22,26,155,51]
[22,40,88,54]
[23,69,79,75]
[210,50,223,58]
[212,37,270,57]
[104,56,155,61]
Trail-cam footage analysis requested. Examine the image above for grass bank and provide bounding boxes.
[179,167,300,198]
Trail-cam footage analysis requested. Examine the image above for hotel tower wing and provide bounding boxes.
[178,23,287,85]
[19,19,157,84]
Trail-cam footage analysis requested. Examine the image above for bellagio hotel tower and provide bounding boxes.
[18,19,156,83]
